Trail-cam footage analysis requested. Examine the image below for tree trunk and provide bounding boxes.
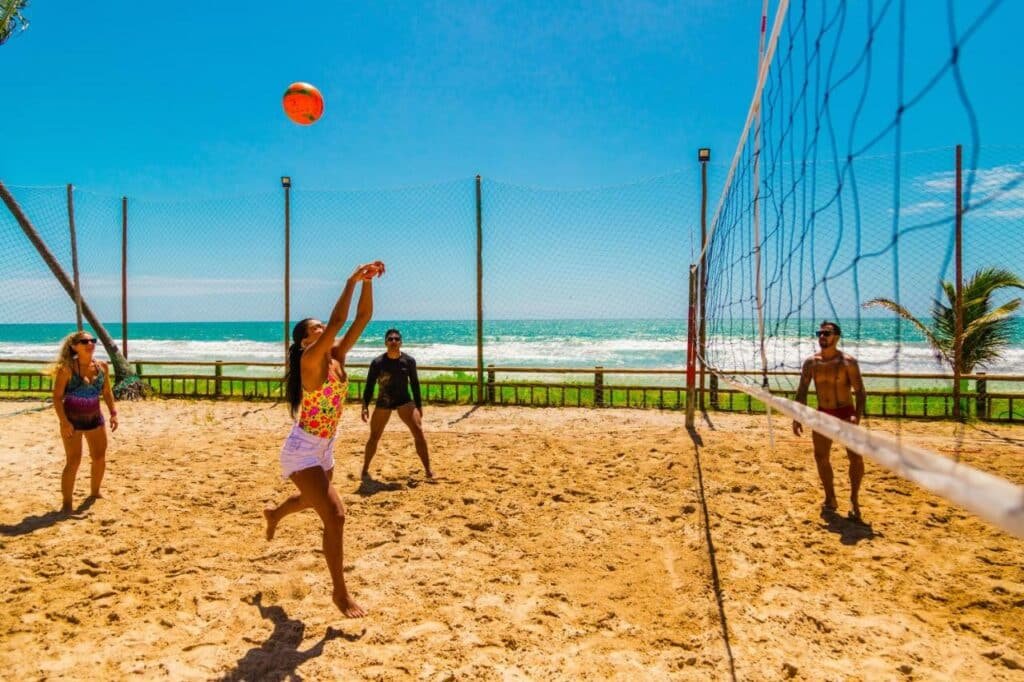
[0,180,131,383]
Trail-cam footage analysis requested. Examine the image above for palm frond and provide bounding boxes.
[962,299,1022,338]
[0,0,28,46]
[863,297,952,364]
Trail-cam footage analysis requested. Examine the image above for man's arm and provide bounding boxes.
[847,355,866,425]
[794,357,813,406]
[408,356,422,412]
[362,358,379,409]
[792,357,814,435]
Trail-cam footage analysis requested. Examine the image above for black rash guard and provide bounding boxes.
[363,352,422,411]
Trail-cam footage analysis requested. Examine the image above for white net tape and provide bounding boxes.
[714,373,1024,539]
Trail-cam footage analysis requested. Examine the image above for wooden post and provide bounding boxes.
[976,372,988,420]
[67,184,83,331]
[953,144,964,419]
[594,367,604,407]
[475,175,484,405]
[121,196,128,358]
[486,364,495,404]
[710,373,719,408]
[214,361,223,397]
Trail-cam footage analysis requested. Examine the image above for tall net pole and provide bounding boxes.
[475,175,484,404]
[753,0,769,388]
[67,183,83,332]
[954,144,964,419]
[121,196,128,358]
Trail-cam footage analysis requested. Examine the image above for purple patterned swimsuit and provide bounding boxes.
[63,363,105,430]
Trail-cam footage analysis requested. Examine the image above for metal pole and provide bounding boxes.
[753,0,770,389]
[686,265,698,429]
[953,144,964,419]
[698,149,710,409]
[282,177,292,365]
[121,196,128,358]
[475,175,484,404]
[67,184,83,331]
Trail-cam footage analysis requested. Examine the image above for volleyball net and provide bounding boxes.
[695,0,1024,536]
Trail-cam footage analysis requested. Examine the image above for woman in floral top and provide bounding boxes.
[263,260,383,618]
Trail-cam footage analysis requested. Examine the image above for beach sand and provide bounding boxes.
[1,398,1022,681]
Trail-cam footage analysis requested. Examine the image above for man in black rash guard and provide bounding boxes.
[361,328,433,480]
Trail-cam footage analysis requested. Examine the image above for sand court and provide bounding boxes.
[1,399,1022,680]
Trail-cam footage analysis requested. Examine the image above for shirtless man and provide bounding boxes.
[792,321,867,520]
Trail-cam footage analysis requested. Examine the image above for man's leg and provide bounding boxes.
[362,408,391,478]
[396,403,432,478]
[847,449,865,519]
[811,431,837,511]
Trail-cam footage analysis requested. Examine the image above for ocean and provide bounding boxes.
[1,319,1021,380]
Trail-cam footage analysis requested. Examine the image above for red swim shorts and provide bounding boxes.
[818,404,857,421]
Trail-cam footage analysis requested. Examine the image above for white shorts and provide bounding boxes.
[279,423,336,479]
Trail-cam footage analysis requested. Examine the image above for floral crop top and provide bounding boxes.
[297,372,348,439]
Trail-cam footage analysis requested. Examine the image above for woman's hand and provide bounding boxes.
[350,261,386,283]
[60,420,74,439]
[109,412,119,432]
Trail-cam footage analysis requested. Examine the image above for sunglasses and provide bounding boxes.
[75,338,99,345]
[386,337,402,342]
[815,331,835,338]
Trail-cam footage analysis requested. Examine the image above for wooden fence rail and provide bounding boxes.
[0,360,1021,422]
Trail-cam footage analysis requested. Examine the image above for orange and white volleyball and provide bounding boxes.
[282,82,324,125]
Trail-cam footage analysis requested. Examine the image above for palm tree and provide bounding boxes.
[0,0,29,46]
[863,267,1024,374]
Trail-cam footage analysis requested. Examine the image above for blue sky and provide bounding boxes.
[1,1,1022,323]
[1,1,762,193]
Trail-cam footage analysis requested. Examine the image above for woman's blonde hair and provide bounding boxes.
[50,330,94,376]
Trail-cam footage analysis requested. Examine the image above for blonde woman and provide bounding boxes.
[52,331,118,513]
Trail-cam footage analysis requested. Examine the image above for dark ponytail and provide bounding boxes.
[284,318,315,419]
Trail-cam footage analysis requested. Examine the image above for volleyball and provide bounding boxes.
[282,82,324,125]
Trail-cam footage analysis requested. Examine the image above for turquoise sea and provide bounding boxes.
[0,318,1021,377]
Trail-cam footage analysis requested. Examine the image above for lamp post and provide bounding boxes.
[697,148,710,409]
[282,176,292,365]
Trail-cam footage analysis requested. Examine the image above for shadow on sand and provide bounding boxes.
[355,475,405,497]
[219,592,363,682]
[0,496,97,536]
[687,427,738,682]
[820,508,878,545]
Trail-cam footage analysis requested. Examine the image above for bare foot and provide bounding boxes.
[333,591,366,618]
[60,500,73,514]
[822,497,838,512]
[88,492,104,500]
[263,507,278,541]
